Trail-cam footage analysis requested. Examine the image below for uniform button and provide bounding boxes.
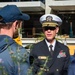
[46,69,49,71]
[56,69,59,71]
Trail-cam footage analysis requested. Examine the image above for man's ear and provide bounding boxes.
[56,27,59,34]
[13,20,18,29]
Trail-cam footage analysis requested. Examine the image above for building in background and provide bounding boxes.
[0,0,75,51]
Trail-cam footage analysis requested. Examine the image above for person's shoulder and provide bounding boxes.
[57,41,69,49]
[33,40,44,46]
[11,41,25,50]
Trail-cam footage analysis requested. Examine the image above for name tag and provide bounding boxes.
[38,56,47,59]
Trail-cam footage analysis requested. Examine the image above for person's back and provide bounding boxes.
[0,35,29,75]
[0,5,30,75]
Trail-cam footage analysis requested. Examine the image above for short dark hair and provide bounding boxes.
[0,22,13,29]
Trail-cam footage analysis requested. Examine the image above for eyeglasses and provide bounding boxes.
[43,27,56,31]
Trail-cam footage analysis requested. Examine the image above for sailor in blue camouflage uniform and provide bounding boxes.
[30,14,70,75]
[0,5,30,75]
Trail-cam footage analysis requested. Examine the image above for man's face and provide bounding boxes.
[43,26,59,41]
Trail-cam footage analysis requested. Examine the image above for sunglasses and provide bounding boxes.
[43,27,56,31]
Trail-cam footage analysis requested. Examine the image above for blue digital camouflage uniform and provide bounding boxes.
[68,55,75,75]
[0,35,30,75]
